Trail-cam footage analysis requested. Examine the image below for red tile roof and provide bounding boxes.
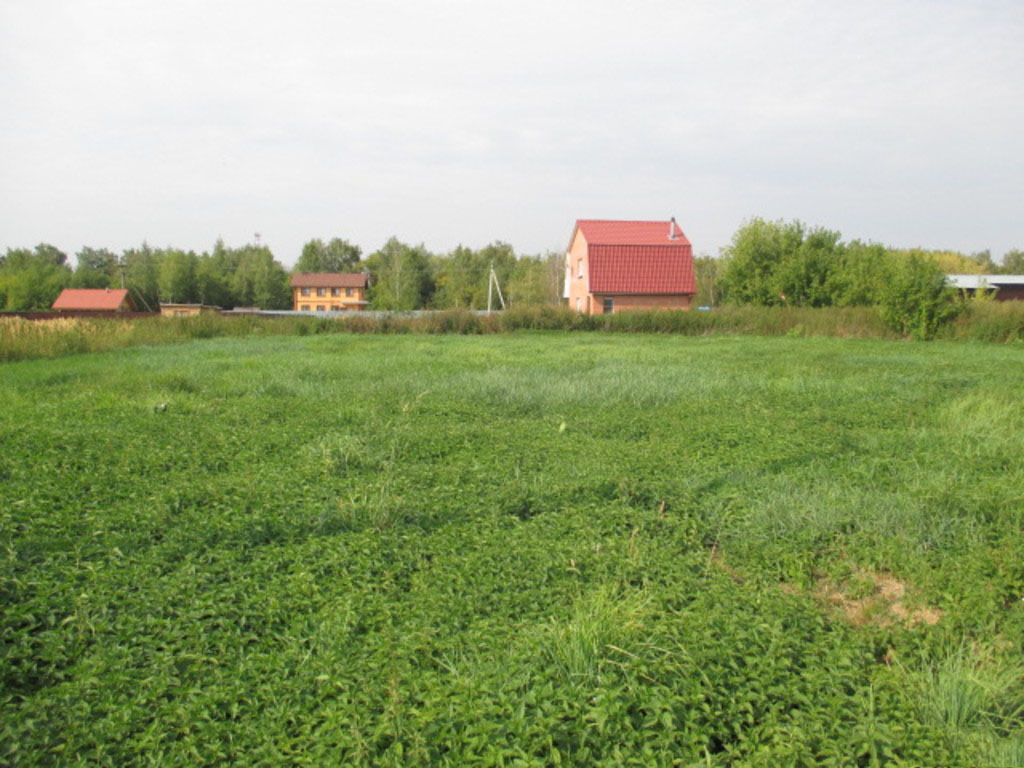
[291,272,368,288]
[575,219,692,248]
[589,246,695,294]
[52,288,133,310]
[574,220,695,295]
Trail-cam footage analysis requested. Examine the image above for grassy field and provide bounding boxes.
[2,333,1023,766]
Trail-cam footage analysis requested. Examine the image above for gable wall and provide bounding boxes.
[566,229,591,313]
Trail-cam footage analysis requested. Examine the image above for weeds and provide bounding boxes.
[1,333,1022,764]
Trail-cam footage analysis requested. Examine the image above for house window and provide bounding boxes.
[301,288,310,296]
[317,288,326,296]
[331,305,341,311]
[603,297,614,314]
[345,287,353,296]
[316,305,325,312]
[577,260,583,279]
[331,288,340,296]
[575,297,582,312]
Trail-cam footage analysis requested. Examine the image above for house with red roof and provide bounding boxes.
[52,288,136,312]
[564,219,695,314]
[291,273,370,312]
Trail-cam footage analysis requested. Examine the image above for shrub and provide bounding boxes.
[878,255,964,339]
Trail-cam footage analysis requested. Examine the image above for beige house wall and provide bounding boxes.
[595,294,693,313]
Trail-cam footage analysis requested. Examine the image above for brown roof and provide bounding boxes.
[291,272,369,288]
[52,288,134,310]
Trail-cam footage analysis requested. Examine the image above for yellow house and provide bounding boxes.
[159,303,221,318]
[291,273,370,312]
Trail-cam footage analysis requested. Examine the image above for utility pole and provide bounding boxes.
[487,265,506,314]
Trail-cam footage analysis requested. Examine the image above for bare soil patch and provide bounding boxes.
[808,569,942,628]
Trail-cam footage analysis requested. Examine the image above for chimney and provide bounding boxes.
[668,217,678,240]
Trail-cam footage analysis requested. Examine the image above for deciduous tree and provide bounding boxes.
[0,244,72,310]
[719,219,805,305]
[158,250,199,304]
[72,247,119,289]
[999,249,1024,274]
[296,238,362,273]
[365,238,435,310]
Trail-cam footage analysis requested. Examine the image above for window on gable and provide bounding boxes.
[577,260,583,279]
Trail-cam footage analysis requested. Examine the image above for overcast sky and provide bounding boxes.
[1,0,1022,267]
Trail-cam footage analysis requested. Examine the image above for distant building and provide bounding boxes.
[291,273,370,312]
[564,219,695,314]
[52,288,136,312]
[159,303,221,318]
[948,274,1024,301]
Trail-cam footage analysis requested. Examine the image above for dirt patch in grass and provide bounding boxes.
[807,570,942,628]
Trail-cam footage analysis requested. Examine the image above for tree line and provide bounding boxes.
[695,219,1023,309]
[693,218,1023,338]
[4,222,1020,329]
[0,237,565,312]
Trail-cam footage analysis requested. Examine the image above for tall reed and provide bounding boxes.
[3,302,1022,363]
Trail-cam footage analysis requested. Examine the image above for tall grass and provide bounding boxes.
[3,301,1022,363]
[0,314,302,362]
[538,587,648,685]
[900,645,1024,766]
[946,300,1024,342]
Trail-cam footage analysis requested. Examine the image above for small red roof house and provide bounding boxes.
[290,273,370,312]
[564,219,695,314]
[52,288,136,312]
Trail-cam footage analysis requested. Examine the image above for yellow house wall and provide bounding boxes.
[160,305,217,317]
[293,287,367,311]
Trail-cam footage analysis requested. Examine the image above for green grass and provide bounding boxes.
[2,333,1023,765]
